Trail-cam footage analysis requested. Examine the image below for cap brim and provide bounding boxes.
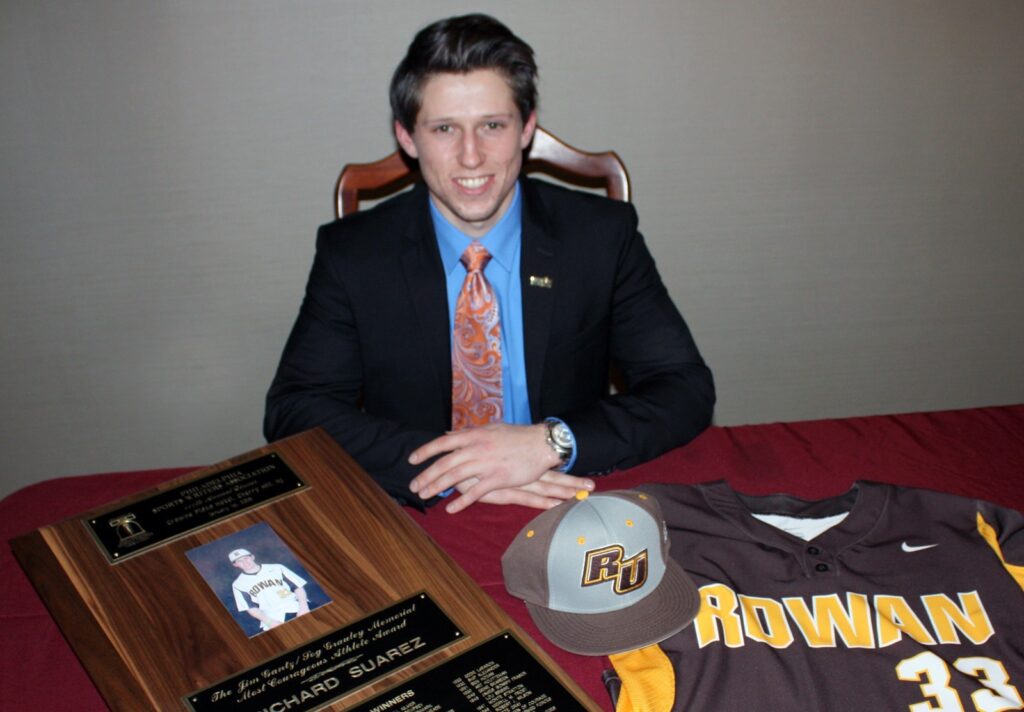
[524,559,700,655]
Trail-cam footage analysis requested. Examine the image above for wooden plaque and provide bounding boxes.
[12,429,600,711]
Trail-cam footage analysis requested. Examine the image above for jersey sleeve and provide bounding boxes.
[279,564,307,590]
[976,500,1024,593]
[232,582,250,612]
[606,644,676,712]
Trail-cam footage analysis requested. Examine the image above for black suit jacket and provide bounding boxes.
[265,179,714,502]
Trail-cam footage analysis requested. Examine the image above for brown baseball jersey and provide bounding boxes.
[607,481,1024,712]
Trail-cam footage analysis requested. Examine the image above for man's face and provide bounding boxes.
[395,69,537,238]
[232,555,259,573]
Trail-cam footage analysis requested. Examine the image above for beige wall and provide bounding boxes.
[3,0,1022,498]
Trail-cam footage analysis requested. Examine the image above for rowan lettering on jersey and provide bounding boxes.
[246,576,289,597]
[694,584,993,649]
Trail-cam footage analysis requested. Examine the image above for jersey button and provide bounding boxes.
[807,546,821,555]
[815,563,829,572]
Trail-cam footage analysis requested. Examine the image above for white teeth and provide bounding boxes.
[457,177,488,189]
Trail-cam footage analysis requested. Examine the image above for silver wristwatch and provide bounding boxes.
[544,418,574,468]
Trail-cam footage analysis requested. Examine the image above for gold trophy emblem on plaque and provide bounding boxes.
[109,513,153,549]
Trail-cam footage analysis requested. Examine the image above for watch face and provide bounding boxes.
[551,423,573,449]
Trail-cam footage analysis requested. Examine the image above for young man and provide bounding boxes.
[229,548,310,632]
[265,14,714,513]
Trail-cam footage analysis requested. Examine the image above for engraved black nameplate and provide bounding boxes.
[349,632,588,712]
[185,593,462,712]
[85,453,305,562]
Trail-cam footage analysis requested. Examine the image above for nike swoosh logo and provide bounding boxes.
[902,542,938,553]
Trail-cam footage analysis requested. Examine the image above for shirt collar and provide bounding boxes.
[431,182,521,275]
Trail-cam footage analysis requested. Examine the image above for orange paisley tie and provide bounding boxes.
[451,242,503,429]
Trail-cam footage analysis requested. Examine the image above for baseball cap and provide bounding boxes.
[502,490,699,655]
[228,548,252,563]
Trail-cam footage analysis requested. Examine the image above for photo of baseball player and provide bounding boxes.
[228,548,310,631]
[186,522,330,637]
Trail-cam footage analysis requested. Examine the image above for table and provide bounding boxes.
[3,405,1022,710]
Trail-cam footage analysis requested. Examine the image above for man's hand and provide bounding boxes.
[408,423,594,513]
[295,587,310,616]
[456,471,591,513]
[246,608,282,629]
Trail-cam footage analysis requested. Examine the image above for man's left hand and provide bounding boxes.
[408,423,592,512]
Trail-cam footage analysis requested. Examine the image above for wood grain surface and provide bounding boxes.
[12,428,599,711]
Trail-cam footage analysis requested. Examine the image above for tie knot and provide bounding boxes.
[460,242,492,272]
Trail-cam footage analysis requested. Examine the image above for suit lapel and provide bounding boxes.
[400,185,453,427]
[519,180,559,417]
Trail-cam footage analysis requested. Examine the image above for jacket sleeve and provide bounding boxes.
[560,204,715,475]
[263,224,442,507]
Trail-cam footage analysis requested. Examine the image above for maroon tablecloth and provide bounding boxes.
[3,405,1022,710]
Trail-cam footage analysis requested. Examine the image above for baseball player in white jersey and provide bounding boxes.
[229,548,310,631]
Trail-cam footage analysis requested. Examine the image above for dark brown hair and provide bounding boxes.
[390,14,538,131]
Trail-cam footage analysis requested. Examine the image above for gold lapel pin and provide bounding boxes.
[529,275,553,289]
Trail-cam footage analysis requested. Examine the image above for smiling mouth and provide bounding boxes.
[455,176,490,190]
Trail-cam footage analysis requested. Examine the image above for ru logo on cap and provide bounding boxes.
[501,490,700,656]
[582,544,649,594]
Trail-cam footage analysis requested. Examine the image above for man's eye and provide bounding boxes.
[486,121,504,130]
[435,124,451,133]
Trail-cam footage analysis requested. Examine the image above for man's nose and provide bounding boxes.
[459,132,483,168]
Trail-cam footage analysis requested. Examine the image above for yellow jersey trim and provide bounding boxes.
[977,512,1024,592]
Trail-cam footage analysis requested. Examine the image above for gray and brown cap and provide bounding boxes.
[501,489,700,655]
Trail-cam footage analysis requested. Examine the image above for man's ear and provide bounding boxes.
[520,111,538,149]
[394,120,419,159]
